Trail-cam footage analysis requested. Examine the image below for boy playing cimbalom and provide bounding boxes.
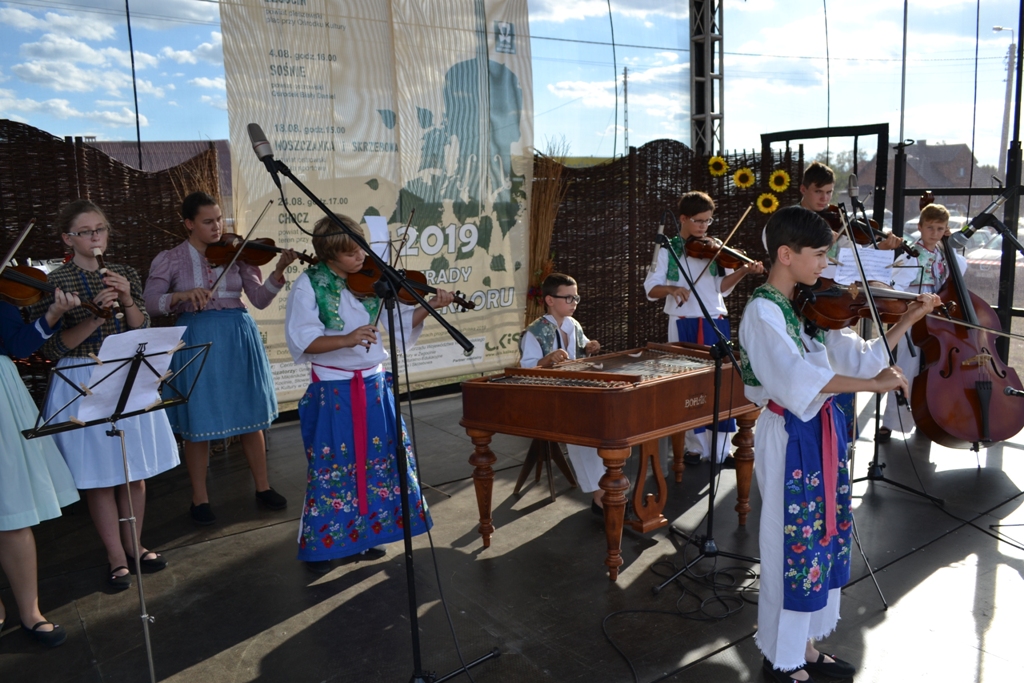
[520,273,605,511]
[739,206,938,682]
[644,190,763,464]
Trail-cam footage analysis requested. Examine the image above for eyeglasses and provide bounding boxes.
[66,226,109,238]
[555,295,581,304]
[689,218,714,226]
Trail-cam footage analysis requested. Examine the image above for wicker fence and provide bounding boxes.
[548,139,804,351]
[1,119,220,401]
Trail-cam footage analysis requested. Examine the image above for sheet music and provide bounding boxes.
[365,215,390,263]
[76,327,187,422]
[833,247,895,285]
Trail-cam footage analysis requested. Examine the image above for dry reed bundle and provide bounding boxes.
[169,145,221,209]
[526,142,570,326]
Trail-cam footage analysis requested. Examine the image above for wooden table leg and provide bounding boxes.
[671,432,685,483]
[628,440,669,533]
[597,447,631,581]
[467,429,496,547]
[733,411,759,526]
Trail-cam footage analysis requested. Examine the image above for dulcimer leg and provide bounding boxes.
[467,429,497,547]
[597,447,631,581]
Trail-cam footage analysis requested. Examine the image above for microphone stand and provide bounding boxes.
[650,231,758,595]
[264,158,497,683]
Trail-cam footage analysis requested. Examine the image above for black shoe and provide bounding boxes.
[126,551,168,573]
[719,455,736,469]
[190,502,216,526]
[21,621,67,648]
[305,560,333,574]
[763,657,815,683]
[340,546,387,564]
[591,500,604,516]
[803,652,856,678]
[683,451,702,466]
[876,426,892,444]
[107,565,131,591]
[255,488,287,510]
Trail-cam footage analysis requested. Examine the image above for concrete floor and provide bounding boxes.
[2,392,1023,683]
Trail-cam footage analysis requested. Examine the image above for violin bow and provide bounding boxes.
[693,203,754,284]
[370,209,417,332]
[1,218,37,277]
[836,203,911,402]
[203,200,274,304]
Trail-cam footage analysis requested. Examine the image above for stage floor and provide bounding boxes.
[2,392,1023,683]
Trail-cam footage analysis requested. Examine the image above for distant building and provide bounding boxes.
[856,140,998,226]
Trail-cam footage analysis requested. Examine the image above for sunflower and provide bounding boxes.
[733,167,755,189]
[708,156,728,177]
[769,169,791,193]
[757,193,780,214]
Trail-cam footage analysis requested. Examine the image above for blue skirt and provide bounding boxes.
[164,308,278,441]
[676,317,737,434]
[296,374,432,561]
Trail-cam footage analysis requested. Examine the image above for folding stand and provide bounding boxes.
[24,330,210,683]
[648,232,758,596]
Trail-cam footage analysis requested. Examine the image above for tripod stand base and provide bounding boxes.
[429,647,501,683]
[853,461,944,505]
[653,526,760,594]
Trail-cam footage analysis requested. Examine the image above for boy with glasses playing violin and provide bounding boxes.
[644,191,764,465]
[739,205,938,683]
[519,273,605,511]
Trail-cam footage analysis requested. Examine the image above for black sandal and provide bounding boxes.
[804,651,856,678]
[108,565,131,590]
[763,657,816,683]
[876,426,892,443]
[126,551,168,573]
[22,620,68,648]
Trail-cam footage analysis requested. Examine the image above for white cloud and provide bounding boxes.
[548,79,617,108]
[95,99,131,107]
[10,62,164,98]
[200,94,227,110]
[190,76,225,90]
[161,32,222,65]
[0,87,148,127]
[0,8,116,41]
[529,0,687,23]
[20,34,159,71]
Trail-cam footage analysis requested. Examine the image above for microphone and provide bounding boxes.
[247,123,281,188]
[1005,386,1024,398]
[847,174,864,210]
[949,186,1016,249]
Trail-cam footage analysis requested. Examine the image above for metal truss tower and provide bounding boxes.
[690,0,724,155]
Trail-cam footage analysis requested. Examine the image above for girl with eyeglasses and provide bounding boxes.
[643,191,764,466]
[24,199,179,591]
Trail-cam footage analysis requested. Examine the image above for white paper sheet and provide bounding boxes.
[833,247,895,285]
[75,327,187,422]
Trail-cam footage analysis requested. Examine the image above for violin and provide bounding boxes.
[820,205,919,259]
[205,234,317,268]
[795,277,923,330]
[346,264,477,311]
[0,264,113,318]
[684,236,759,270]
[909,235,1024,449]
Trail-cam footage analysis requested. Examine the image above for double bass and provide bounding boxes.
[910,235,1024,449]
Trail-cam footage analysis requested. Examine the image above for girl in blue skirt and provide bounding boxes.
[144,192,297,525]
[1,294,80,646]
[283,214,453,571]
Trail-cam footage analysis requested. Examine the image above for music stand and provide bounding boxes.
[23,328,211,683]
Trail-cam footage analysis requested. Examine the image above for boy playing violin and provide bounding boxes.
[739,206,939,683]
[644,190,763,464]
[799,161,903,253]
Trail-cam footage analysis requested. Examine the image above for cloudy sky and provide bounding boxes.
[0,0,1018,168]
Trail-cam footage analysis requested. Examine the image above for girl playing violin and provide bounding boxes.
[880,203,968,441]
[1,289,80,646]
[643,190,764,465]
[283,214,453,572]
[25,200,178,590]
[143,192,297,525]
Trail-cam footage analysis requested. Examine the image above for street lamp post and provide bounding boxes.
[994,25,1016,179]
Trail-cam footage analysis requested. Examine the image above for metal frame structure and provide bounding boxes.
[759,123,891,225]
[690,0,724,155]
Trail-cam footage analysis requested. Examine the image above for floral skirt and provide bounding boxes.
[296,374,431,561]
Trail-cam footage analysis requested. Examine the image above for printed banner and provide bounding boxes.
[222,0,532,404]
